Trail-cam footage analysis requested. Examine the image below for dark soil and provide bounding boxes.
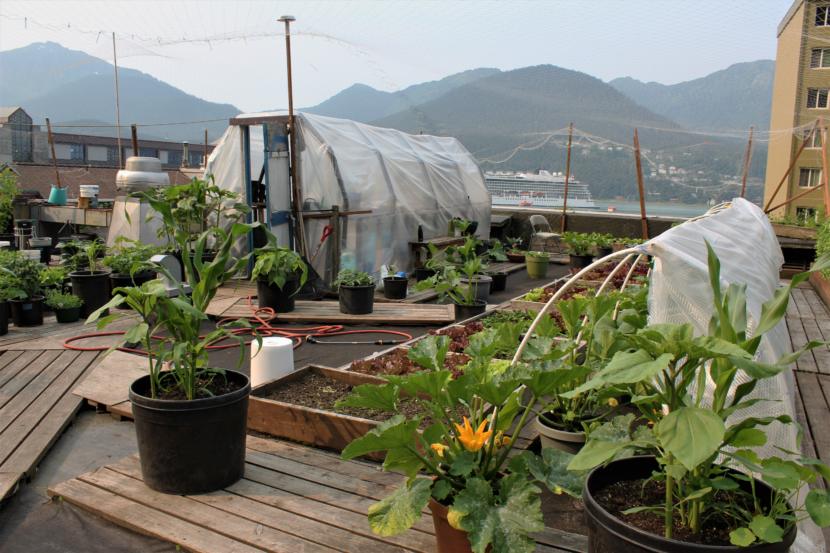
[595,478,762,546]
[581,262,649,288]
[429,322,484,352]
[262,371,458,425]
[153,374,243,400]
[350,348,471,377]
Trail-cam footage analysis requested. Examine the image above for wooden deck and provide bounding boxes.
[49,435,587,553]
[0,349,101,501]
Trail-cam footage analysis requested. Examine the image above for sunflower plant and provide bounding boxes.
[338,331,584,553]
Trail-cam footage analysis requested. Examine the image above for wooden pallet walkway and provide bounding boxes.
[0,349,101,501]
[0,314,138,351]
[207,299,456,325]
[787,286,830,375]
[49,434,586,553]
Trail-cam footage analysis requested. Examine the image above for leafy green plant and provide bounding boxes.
[451,217,472,235]
[591,233,615,250]
[45,290,83,309]
[90,187,262,401]
[103,238,162,276]
[523,288,544,302]
[0,251,42,299]
[561,232,594,256]
[817,218,830,279]
[251,245,308,291]
[337,334,582,553]
[333,269,374,288]
[416,258,485,306]
[525,250,550,259]
[83,241,106,273]
[39,265,68,290]
[566,242,830,546]
[487,239,508,261]
[0,168,19,232]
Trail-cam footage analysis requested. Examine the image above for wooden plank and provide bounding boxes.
[0,471,22,501]
[107,400,133,420]
[0,352,99,475]
[792,288,812,319]
[205,295,242,318]
[793,373,824,489]
[803,288,830,320]
[220,299,454,325]
[72,350,145,407]
[787,318,818,373]
[0,350,60,409]
[79,467,341,553]
[48,479,267,553]
[795,372,830,475]
[0,350,75,434]
[107,457,428,553]
[0,350,26,388]
[802,318,830,375]
[533,528,588,553]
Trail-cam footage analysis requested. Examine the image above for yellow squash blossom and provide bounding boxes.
[607,397,619,407]
[454,417,492,452]
[430,443,448,458]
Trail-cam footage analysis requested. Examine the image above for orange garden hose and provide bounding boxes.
[63,295,413,354]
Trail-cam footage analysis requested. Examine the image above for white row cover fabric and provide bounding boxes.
[204,112,490,281]
[642,198,822,552]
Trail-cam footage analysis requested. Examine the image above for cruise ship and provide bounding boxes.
[485,170,597,209]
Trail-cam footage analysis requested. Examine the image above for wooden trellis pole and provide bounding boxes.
[633,129,648,239]
[763,120,819,212]
[45,117,62,189]
[560,122,573,233]
[739,126,754,198]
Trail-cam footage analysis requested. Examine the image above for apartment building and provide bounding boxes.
[765,1,830,218]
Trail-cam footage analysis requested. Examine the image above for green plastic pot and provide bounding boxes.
[525,254,550,279]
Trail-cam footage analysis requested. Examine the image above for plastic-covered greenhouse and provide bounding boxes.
[204,111,491,283]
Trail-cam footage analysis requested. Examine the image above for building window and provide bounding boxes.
[54,143,84,160]
[818,6,830,26]
[812,48,830,68]
[165,150,182,167]
[799,168,823,188]
[807,88,830,108]
[807,130,824,149]
[797,207,819,223]
[139,147,158,157]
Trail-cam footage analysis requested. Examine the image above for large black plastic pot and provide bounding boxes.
[257,276,299,313]
[414,267,436,282]
[383,276,408,300]
[569,254,593,271]
[54,306,81,323]
[454,300,486,321]
[9,296,44,326]
[487,271,508,292]
[0,300,8,335]
[129,370,251,494]
[596,246,614,259]
[70,270,111,317]
[583,456,796,553]
[339,284,376,314]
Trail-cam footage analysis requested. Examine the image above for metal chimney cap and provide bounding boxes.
[278,15,295,21]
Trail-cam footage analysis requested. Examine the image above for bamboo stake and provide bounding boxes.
[633,129,648,239]
[112,32,123,169]
[739,126,754,198]
[560,122,573,233]
[204,128,209,167]
[821,118,830,215]
[45,117,62,189]
[131,124,138,157]
[763,120,819,212]
[765,181,825,214]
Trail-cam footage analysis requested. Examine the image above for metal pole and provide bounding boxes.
[46,117,62,189]
[131,124,139,158]
[739,126,754,198]
[112,32,123,169]
[560,122,573,233]
[633,129,648,239]
[278,15,307,257]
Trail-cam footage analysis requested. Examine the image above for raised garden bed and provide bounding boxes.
[349,347,471,378]
[248,366,387,458]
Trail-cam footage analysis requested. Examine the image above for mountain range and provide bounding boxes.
[1,42,774,201]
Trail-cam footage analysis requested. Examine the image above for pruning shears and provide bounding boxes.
[310,225,334,262]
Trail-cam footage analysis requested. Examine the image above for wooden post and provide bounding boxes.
[633,129,648,239]
[820,118,830,215]
[330,205,341,282]
[45,117,62,189]
[763,120,819,212]
[765,182,826,213]
[204,128,209,167]
[739,126,754,198]
[560,122,573,233]
[130,124,138,158]
[112,32,123,169]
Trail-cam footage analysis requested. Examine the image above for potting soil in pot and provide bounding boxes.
[594,478,769,547]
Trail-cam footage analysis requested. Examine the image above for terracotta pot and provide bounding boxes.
[429,498,474,553]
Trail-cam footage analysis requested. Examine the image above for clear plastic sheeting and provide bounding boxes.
[643,197,823,552]
[204,112,490,282]
[296,113,490,281]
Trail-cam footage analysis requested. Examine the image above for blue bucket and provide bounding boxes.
[48,185,67,206]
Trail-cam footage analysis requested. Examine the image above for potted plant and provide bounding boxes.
[562,231,594,271]
[525,250,550,279]
[533,289,647,452]
[1,251,45,327]
[563,243,830,551]
[450,217,477,237]
[417,259,488,321]
[0,168,19,244]
[334,269,376,315]
[250,244,308,312]
[69,240,111,318]
[89,207,261,494]
[338,333,582,553]
[103,238,160,295]
[592,233,615,258]
[0,267,16,335]
[39,265,68,305]
[382,266,408,300]
[45,290,83,323]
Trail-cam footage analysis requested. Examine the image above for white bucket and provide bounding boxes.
[250,336,295,387]
[79,185,99,198]
[21,250,41,261]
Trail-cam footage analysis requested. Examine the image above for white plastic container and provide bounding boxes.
[79,185,99,198]
[250,336,295,387]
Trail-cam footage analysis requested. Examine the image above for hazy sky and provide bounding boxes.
[0,0,792,113]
